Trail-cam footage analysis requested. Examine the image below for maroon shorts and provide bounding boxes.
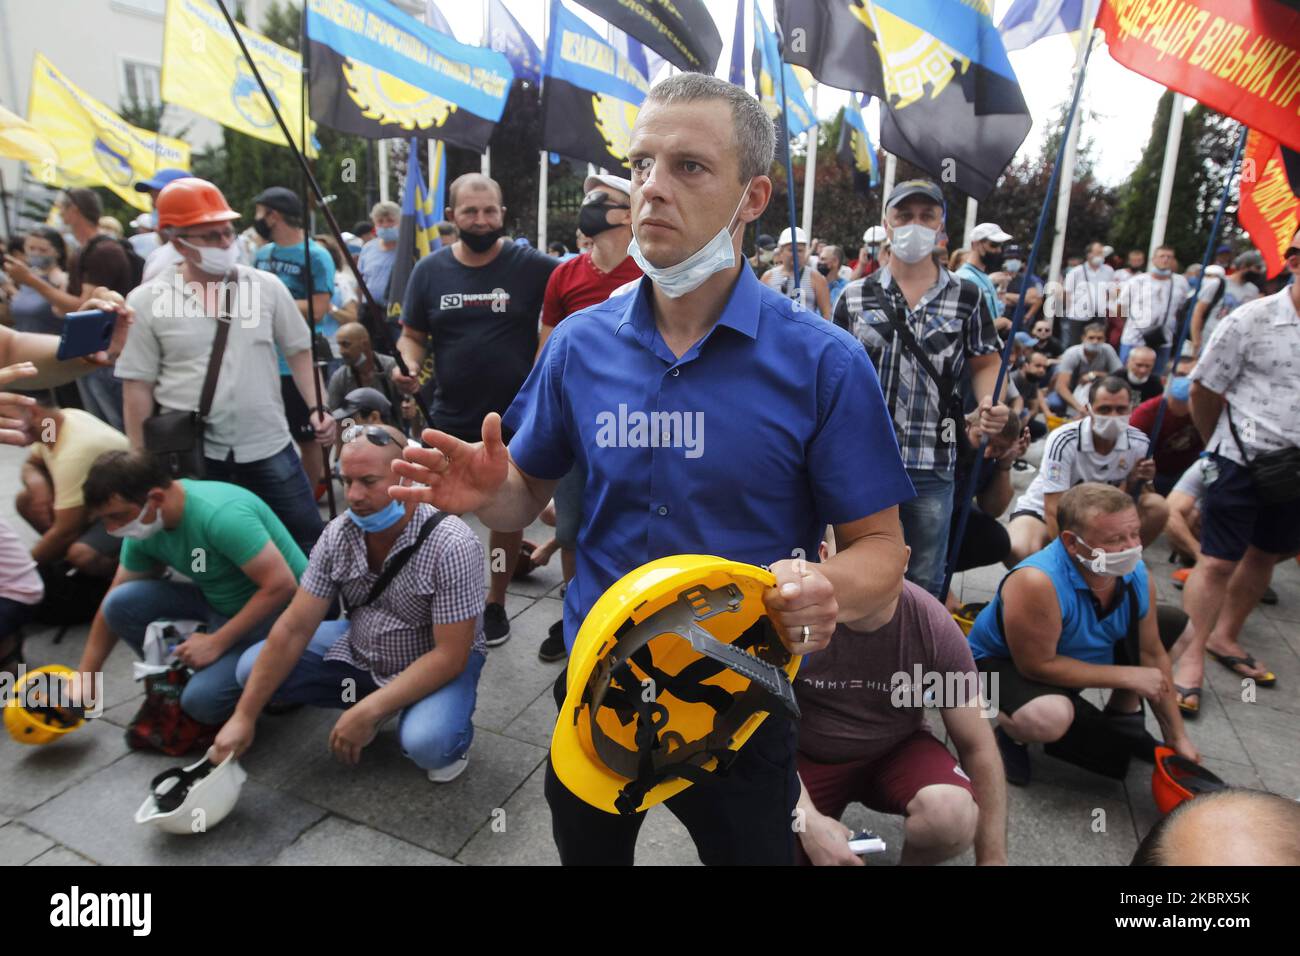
[797,730,976,849]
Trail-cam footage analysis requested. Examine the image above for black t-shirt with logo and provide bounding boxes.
[400,240,557,439]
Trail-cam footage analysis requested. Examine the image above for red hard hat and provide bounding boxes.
[156,178,241,230]
[1152,746,1227,814]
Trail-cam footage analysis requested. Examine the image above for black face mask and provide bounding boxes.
[983,247,1004,272]
[252,217,273,240]
[460,226,505,253]
[1240,270,1264,287]
[578,203,625,239]
[817,262,831,276]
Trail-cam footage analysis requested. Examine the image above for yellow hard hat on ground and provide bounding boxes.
[4,665,86,745]
[551,555,801,815]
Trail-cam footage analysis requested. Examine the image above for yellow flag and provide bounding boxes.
[27,54,190,213]
[162,0,316,157]
[0,105,57,166]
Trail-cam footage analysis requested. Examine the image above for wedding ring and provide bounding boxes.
[800,624,811,643]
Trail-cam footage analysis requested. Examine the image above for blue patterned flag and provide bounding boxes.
[488,0,542,86]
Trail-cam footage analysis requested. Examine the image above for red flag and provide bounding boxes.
[1098,0,1300,153]
[1239,129,1300,278]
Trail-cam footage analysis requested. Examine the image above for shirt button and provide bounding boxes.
[671,368,680,377]
[657,505,669,516]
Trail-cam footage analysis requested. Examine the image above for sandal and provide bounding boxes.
[1174,684,1201,717]
[1206,650,1276,687]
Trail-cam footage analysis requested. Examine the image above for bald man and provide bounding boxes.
[392,174,559,647]
[212,423,488,782]
[327,321,402,415]
[1132,789,1300,865]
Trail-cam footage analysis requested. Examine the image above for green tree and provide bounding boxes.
[1109,91,1242,266]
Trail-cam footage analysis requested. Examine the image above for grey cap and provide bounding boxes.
[885,179,945,211]
[332,386,392,422]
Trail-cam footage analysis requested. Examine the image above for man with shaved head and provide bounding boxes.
[212,423,488,782]
[1133,789,1300,865]
[327,321,402,417]
[393,172,558,647]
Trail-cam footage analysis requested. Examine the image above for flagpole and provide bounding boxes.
[881,152,896,206]
[1048,0,1100,290]
[378,140,390,203]
[537,0,549,249]
[800,85,817,240]
[1147,124,1246,452]
[301,6,336,518]
[775,29,802,290]
[1149,92,1186,261]
[963,196,978,248]
[942,22,1101,598]
[212,0,431,426]
[482,0,491,176]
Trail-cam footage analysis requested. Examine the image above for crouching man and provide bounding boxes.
[795,546,1007,866]
[968,483,1198,786]
[211,424,487,782]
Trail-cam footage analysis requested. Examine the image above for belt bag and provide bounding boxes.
[1227,406,1300,505]
[143,280,234,479]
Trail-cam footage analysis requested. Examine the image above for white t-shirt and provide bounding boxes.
[1196,274,1259,344]
[1064,262,1116,321]
[1013,416,1152,517]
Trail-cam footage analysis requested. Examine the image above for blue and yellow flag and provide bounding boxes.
[386,138,442,326]
[753,3,817,139]
[305,0,512,151]
[162,0,317,157]
[488,0,542,86]
[26,53,190,212]
[837,93,879,192]
[541,1,649,170]
[778,0,1030,200]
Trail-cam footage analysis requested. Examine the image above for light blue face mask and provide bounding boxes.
[627,180,751,298]
[1152,266,1172,277]
[1169,376,1191,401]
[377,226,400,243]
[347,499,405,532]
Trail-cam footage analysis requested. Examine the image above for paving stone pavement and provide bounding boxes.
[1,444,1295,865]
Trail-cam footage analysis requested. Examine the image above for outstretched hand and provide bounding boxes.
[389,412,511,515]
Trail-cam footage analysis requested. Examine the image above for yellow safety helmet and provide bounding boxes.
[551,555,801,815]
[4,665,86,745]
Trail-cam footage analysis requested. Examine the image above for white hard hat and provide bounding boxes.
[777,226,808,247]
[135,753,247,835]
[970,222,1013,243]
[863,225,887,243]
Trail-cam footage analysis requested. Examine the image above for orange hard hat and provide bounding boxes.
[156,178,241,230]
[1152,746,1227,814]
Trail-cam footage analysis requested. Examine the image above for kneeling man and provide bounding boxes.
[212,424,487,782]
[968,483,1198,786]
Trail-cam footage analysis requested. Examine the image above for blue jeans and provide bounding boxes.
[204,442,324,556]
[78,366,124,431]
[898,468,955,598]
[235,621,486,771]
[101,579,278,725]
[1119,343,1171,377]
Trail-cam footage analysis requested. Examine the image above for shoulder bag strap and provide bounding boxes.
[349,510,451,612]
[196,279,235,422]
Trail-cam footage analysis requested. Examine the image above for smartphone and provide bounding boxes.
[848,830,887,856]
[56,309,115,361]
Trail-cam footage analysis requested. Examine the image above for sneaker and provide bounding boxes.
[539,619,567,663]
[995,727,1031,787]
[483,602,510,647]
[427,754,469,784]
[1261,586,1278,606]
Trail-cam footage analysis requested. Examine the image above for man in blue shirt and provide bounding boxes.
[967,483,1198,786]
[392,73,913,865]
[957,222,1012,320]
[252,186,336,496]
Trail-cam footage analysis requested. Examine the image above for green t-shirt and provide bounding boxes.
[120,480,307,617]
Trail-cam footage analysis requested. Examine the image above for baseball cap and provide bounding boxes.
[252,186,303,220]
[583,173,632,200]
[1233,250,1264,271]
[134,168,191,193]
[755,233,776,251]
[884,179,945,211]
[331,387,392,423]
[970,222,1013,243]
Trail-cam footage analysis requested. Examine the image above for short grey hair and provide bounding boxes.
[370,200,400,221]
[643,73,775,183]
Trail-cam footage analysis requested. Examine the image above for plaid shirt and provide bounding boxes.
[834,265,1001,471]
[301,504,487,685]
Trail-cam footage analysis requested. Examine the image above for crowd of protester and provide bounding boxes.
[1,71,1296,866]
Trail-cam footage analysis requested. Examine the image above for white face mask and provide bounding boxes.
[107,500,165,541]
[1071,534,1143,577]
[1089,256,1104,268]
[178,238,240,277]
[1128,371,1150,385]
[888,223,938,264]
[627,181,751,299]
[1090,413,1129,442]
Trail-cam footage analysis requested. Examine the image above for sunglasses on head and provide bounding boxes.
[583,189,629,208]
[1285,246,1300,261]
[341,424,397,446]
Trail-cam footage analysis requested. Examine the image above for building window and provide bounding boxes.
[122,59,162,109]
